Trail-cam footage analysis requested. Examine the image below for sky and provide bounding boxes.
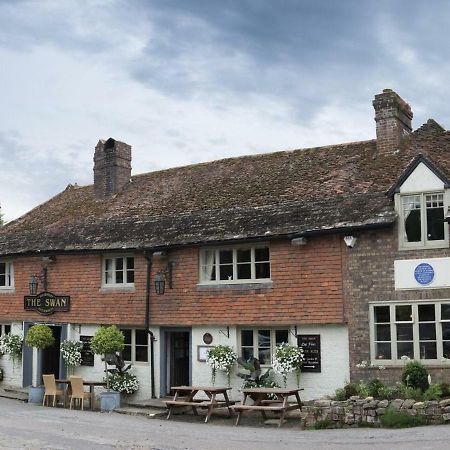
[1,0,450,222]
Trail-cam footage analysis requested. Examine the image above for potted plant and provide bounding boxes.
[25,324,55,403]
[107,353,139,397]
[90,325,124,411]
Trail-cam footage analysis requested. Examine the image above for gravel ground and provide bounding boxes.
[0,397,450,449]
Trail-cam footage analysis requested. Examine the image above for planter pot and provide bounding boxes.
[28,385,45,404]
[99,391,121,412]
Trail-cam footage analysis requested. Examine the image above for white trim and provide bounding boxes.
[0,260,14,290]
[101,254,135,288]
[119,328,149,365]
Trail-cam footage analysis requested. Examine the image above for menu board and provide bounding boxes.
[80,335,94,366]
[297,334,321,373]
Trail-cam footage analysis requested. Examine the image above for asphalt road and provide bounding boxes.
[0,397,449,449]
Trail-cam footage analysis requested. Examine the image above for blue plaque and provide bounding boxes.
[414,263,434,286]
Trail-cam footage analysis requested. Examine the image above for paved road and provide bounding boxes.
[0,397,449,449]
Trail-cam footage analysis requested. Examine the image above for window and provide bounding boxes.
[0,261,14,289]
[0,324,11,337]
[103,256,134,286]
[119,329,148,363]
[399,192,448,249]
[370,301,450,363]
[199,245,271,284]
[240,328,288,365]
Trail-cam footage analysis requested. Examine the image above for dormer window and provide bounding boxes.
[401,192,447,247]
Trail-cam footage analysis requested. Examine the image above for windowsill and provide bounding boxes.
[123,360,149,366]
[99,285,135,293]
[197,281,274,291]
[399,241,449,251]
[0,287,15,294]
[369,361,450,368]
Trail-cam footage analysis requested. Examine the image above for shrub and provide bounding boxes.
[356,381,369,398]
[424,384,443,401]
[343,382,358,399]
[313,418,334,429]
[25,325,54,350]
[334,388,346,401]
[401,361,429,392]
[367,378,385,398]
[440,382,450,398]
[381,408,427,428]
[107,370,139,394]
[401,386,423,401]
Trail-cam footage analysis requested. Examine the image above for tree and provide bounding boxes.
[0,204,4,226]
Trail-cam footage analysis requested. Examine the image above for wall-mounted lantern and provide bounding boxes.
[28,256,56,295]
[154,262,175,295]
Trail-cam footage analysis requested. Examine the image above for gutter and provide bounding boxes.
[143,251,156,399]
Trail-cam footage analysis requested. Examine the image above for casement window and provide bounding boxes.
[0,261,14,289]
[370,301,450,364]
[103,256,134,286]
[240,328,289,365]
[120,329,148,363]
[399,192,448,249]
[0,324,11,337]
[199,245,271,284]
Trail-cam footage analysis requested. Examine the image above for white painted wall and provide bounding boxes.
[0,322,23,388]
[399,162,444,193]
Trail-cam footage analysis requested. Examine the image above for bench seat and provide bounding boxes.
[233,404,298,412]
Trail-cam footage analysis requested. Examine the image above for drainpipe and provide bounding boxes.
[144,251,156,399]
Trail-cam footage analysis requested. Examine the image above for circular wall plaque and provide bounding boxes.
[203,333,213,345]
[414,263,435,286]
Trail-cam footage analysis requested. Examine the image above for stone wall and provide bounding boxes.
[300,396,450,428]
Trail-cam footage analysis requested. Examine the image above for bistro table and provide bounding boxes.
[165,386,235,423]
[233,387,304,428]
[56,379,107,410]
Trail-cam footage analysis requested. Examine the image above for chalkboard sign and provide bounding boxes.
[80,335,94,366]
[297,334,321,373]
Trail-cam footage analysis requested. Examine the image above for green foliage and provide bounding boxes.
[423,384,443,401]
[380,408,427,428]
[401,361,429,392]
[334,388,346,401]
[367,378,385,398]
[313,418,334,429]
[25,325,54,350]
[439,382,450,398]
[90,326,124,356]
[237,356,279,391]
[343,383,358,399]
[356,381,369,398]
[401,386,423,401]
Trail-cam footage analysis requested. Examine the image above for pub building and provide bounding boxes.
[1,89,450,401]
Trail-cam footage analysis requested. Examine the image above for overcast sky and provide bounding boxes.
[1,0,450,222]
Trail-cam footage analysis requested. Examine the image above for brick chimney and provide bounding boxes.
[373,89,413,155]
[93,138,132,200]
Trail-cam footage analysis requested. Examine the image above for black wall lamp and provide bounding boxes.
[154,262,175,295]
[29,256,56,295]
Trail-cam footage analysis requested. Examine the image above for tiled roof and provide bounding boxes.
[1,120,450,255]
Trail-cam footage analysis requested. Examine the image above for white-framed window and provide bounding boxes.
[102,256,134,286]
[397,191,448,249]
[0,261,14,289]
[0,324,11,337]
[370,301,450,364]
[199,245,271,284]
[239,328,289,365]
[119,328,148,363]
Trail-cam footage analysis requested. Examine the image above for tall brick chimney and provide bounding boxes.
[373,89,413,155]
[93,138,132,200]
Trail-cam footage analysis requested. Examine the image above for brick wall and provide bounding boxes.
[344,225,450,384]
[0,235,346,326]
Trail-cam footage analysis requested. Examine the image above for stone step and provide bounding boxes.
[114,406,166,418]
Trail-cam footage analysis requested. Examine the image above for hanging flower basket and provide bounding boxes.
[272,343,304,387]
[206,345,237,386]
[0,332,23,365]
[60,340,83,376]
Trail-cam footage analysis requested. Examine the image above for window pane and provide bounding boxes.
[255,262,270,279]
[403,195,421,242]
[258,348,271,364]
[237,249,251,263]
[376,324,391,341]
[122,345,131,361]
[242,347,254,360]
[135,330,147,345]
[375,306,390,323]
[418,304,435,322]
[397,342,414,359]
[241,330,253,347]
[443,341,450,359]
[116,270,123,284]
[135,346,148,362]
[219,250,233,264]
[375,342,391,360]
[126,257,134,270]
[201,265,216,281]
[121,329,132,345]
[255,247,269,262]
[5,325,11,335]
[237,263,251,279]
[258,330,270,347]
[442,323,450,341]
[275,330,289,345]
[0,274,5,286]
[0,263,4,274]
[396,324,413,341]
[219,264,233,281]
[396,305,412,322]
[419,342,437,359]
[116,258,123,270]
[426,194,444,241]
[126,270,134,283]
[442,304,450,321]
[419,323,436,340]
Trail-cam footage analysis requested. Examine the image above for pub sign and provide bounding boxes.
[297,334,321,373]
[24,291,70,315]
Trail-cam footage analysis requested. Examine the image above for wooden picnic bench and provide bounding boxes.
[233,387,303,428]
[165,386,235,423]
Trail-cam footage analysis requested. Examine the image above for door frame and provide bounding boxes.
[160,327,192,396]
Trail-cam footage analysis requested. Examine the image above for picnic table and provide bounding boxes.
[233,387,303,428]
[56,379,107,410]
[165,386,235,423]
